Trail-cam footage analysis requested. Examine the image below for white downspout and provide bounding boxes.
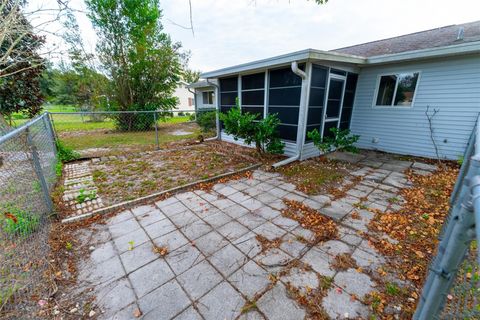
[272,61,308,169]
[206,79,220,141]
[187,87,197,122]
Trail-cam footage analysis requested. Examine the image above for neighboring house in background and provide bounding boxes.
[201,21,480,160]
[174,81,195,112]
[187,80,217,112]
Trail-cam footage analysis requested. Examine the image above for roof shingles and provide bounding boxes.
[331,20,480,57]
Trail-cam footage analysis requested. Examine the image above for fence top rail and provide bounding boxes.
[48,109,198,115]
[0,113,47,144]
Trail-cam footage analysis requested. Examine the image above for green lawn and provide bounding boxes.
[11,104,192,132]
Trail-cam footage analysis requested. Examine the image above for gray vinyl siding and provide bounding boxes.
[221,131,298,156]
[350,54,480,160]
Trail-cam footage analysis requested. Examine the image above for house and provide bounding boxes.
[187,80,217,112]
[174,81,195,112]
[199,21,480,161]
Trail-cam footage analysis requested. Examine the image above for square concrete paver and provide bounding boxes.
[209,244,247,277]
[257,283,305,320]
[139,279,191,320]
[120,241,159,274]
[177,260,223,300]
[197,282,245,319]
[194,231,229,256]
[128,258,175,297]
[165,243,204,275]
[153,229,189,252]
[228,260,270,299]
[144,219,177,239]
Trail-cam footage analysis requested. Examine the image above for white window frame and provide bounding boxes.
[203,91,214,105]
[372,71,421,108]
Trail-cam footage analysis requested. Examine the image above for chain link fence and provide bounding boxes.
[48,109,217,157]
[415,116,480,319]
[0,113,57,317]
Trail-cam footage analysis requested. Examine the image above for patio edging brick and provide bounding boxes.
[61,163,262,224]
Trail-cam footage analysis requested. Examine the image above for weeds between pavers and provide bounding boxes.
[281,199,338,245]
[275,157,354,195]
[365,165,460,317]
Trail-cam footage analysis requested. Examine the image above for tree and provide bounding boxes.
[0,0,45,124]
[183,69,200,83]
[85,0,182,131]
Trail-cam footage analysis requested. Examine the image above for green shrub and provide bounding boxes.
[1,206,40,237]
[56,140,80,162]
[55,161,63,177]
[219,99,284,154]
[196,111,217,133]
[308,127,360,154]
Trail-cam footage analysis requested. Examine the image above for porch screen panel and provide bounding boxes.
[241,72,265,120]
[339,73,358,130]
[306,64,328,141]
[220,76,238,128]
[268,65,304,142]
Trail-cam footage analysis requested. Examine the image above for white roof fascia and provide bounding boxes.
[366,41,480,65]
[201,49,365,78]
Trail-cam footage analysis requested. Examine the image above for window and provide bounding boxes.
[375,72,419,107]
[188,97,194,107]
[202,91,215,105]
[241,72,265,119]
[268,65,304,141]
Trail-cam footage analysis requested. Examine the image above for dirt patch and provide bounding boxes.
[91,141,261,206]
[275,157,356,195]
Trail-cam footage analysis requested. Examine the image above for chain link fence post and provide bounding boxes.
[153,111,160,150]
[26,126,54,213]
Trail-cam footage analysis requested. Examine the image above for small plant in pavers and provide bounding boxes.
[128,241,135,251]
[281,200,338,244]
[386,282,400,296]
[240,300,258,314]
[153,245,169,257]
[76,189,97,204]
[65,242,73,251]
[2,207,40,236]
[331,253,358,271]
[387,197,400,204]
[354,202,369,210]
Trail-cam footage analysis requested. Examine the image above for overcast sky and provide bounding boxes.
[32,0,480,73]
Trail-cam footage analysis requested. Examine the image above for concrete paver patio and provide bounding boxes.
[74,151,437,319]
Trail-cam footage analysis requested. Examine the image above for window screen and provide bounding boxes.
[220,77,238,128]
[241,72,265,119]
[305,64,328,142]
[339,73,358,130]
[268,65,304,142]
[325,79,344,119]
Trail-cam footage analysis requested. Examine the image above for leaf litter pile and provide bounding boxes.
[366,165,461,317]
[281,199,338,244]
